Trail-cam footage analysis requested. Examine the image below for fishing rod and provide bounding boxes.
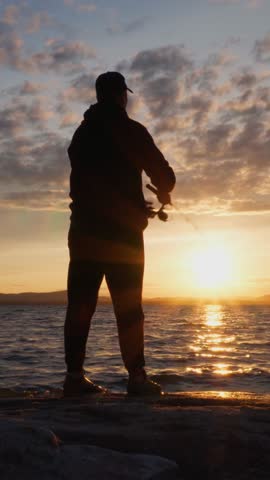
[146,184,169,222]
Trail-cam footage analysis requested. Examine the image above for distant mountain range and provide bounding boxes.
[0,290,69,305]
[0,290,270,305]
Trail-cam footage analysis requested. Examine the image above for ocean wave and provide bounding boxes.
[152,368,270,385]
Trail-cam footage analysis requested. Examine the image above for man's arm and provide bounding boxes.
[140,126,176,200]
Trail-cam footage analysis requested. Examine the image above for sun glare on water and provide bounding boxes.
[191,244,233,292]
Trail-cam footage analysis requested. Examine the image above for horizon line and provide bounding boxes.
[0,289,270,305]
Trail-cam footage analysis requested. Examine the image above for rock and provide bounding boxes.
[0,419,179,479]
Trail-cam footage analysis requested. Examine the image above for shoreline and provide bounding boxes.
[2,388,270,404]
[1,389,270,405]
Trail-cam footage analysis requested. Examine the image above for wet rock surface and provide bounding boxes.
[1,392,270,479]
[0,418,178,479]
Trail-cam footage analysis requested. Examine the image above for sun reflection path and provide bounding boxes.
[205,304,223,327]
[188,304,237,377]
[213,363,235,376]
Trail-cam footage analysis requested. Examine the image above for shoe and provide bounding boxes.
[63,371,107,397]
[127,369,163,396]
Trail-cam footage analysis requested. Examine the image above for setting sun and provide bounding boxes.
[191,244,233,291]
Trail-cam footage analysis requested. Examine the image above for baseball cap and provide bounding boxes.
[95,72,133,97]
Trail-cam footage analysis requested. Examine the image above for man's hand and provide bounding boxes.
[157,191,171,205]
[146,184,171,205]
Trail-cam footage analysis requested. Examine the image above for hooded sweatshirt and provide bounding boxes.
[68,101,175,238]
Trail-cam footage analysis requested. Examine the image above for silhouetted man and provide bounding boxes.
[64,72,175,396]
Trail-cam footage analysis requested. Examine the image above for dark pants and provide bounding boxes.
[64,227,145,373]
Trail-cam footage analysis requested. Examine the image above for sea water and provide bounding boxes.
[0,303,270,395]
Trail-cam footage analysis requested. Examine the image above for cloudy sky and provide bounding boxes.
[1,0,270,298]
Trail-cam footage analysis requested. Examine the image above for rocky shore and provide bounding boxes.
[1,391,270,479]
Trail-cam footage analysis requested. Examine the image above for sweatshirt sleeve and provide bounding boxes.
[140,126,176,193]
